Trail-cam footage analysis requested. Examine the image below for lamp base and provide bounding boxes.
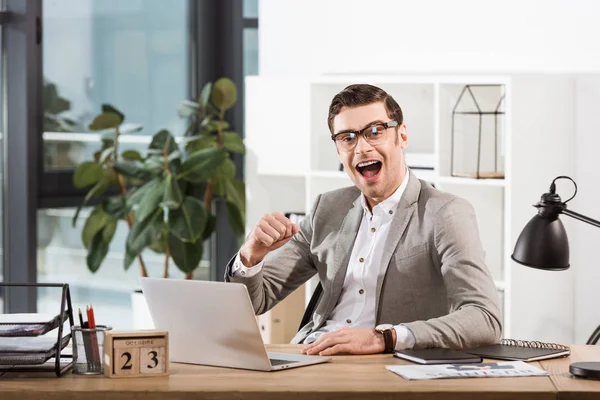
[570,362,600,379]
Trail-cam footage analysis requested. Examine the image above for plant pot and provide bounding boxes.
[131,290,155,329]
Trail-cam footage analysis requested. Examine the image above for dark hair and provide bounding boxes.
[327,84,403,133]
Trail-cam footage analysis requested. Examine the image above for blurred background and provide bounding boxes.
[1,0,599,347]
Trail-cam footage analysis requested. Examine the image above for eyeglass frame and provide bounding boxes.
[330,120,399,151]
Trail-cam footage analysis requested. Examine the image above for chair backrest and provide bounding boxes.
[297,282,323,332]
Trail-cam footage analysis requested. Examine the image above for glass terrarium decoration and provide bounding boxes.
[451,84,505,179]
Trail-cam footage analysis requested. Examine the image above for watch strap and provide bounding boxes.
[382,328,394,352]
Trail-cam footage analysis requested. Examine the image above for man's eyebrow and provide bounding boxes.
[334,120,385,135]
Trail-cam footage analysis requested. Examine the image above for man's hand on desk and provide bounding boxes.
[240,212,300,266]
[301,327,397,356]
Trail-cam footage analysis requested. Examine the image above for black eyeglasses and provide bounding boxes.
[331,120,398,152]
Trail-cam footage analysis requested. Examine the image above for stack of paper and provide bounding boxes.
[386,361,549,380]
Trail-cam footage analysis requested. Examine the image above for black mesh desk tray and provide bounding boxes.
[0,283,74,376]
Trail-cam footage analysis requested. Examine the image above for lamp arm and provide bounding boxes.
[562,208,600,229]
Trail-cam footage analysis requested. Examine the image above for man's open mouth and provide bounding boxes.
[356,160,382,179]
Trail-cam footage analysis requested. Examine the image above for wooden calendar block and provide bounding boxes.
[140,341,166,374]
[113,345,140,376]
[103,330,169,378]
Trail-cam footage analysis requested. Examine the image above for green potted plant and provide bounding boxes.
[72,77,245,284]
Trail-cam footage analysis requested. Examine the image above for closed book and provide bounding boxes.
[466,339,570,362]
[394,348,483,365]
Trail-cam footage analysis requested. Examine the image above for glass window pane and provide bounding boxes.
[42,0,188,170]
[243,28,259,76]
[243,0,259,18]
[39,0,190,328]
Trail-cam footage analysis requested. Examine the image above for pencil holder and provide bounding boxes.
[71,325,112,375]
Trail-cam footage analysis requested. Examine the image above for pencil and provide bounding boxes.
[78,308,84,328]
[88,305,96,329]
[87,305,100,371]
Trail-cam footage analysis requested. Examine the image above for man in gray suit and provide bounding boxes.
[226,84,502,356]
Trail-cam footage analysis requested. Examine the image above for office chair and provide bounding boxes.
[298,282,323,332]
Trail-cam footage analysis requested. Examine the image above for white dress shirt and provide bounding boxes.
[232,170,415,351]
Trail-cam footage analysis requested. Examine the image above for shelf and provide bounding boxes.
[437,176,506,187]
[0,312,69,337]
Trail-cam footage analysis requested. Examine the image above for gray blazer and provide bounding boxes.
[226,169,503,349]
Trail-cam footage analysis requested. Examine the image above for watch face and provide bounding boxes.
[376,323,393,332]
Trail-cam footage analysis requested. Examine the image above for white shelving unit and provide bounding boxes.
[245,75,512,343]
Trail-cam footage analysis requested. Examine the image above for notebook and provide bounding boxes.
[465,339,570,362]
[394,348,483,365]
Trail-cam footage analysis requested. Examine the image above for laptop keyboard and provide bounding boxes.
[269,358,299,366]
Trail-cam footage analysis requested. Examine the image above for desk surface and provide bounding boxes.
[0,344,598,400]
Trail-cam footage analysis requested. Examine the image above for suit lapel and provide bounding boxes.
[318,195,363,322]
[375,171,422,320]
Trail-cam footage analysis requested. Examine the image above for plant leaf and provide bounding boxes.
[124,244,137,271]
[211,158,235,197]
[119,123,142,134]
[183,134,218,152]
[104,196,130,220]
[226,200,246,237]
[82,205,111,249]
[168,233,204,274]
[161,174,183,209]
[202,214,217,241]
[121,150,143,161]
[210,77,237,111]
[168,196,207,243]
[199,82,212,108]
[204,120,230,132]
[86,231,110,273]
[178,100,201,118]
[222,131,245,154]
[102,218,118,243]
[179,147,227,183]
[101,104,125,123]
[89,112,122,131]
[73,161,104,189]
[100,146,115,163]
[225,177,245,218]
[149,129,178,155]
[148,223,169,254]
[126,208,164,254]
[113,160,157,181]
[133,178,165,222]
[72,170,114,227]
[143,156,166,176]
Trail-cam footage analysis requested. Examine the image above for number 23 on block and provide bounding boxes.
[103,331,169,378]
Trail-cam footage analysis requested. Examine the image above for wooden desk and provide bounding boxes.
[541,345,600,400]
[2,344,594,400]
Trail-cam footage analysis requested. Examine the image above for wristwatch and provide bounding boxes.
[375,323,395,353]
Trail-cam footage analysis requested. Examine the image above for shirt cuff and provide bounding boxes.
[393,324,416,351]
[231,252,264,278]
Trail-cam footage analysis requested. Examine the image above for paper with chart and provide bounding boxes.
[386,361,549,380]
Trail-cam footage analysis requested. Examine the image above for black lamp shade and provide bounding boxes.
[511,214,570,271]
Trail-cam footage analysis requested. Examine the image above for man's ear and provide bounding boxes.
[397,124,408,148]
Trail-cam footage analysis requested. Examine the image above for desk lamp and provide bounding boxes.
[511,175,600,380]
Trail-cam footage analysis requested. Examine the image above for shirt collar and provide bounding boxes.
[360,167,410,217]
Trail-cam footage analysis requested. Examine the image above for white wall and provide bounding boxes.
[259,0,600,344]
[509,75,576,343]
[573,76,600,344]
[260,0,600,76]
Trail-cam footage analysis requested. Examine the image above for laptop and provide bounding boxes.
[140,277,331,371]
